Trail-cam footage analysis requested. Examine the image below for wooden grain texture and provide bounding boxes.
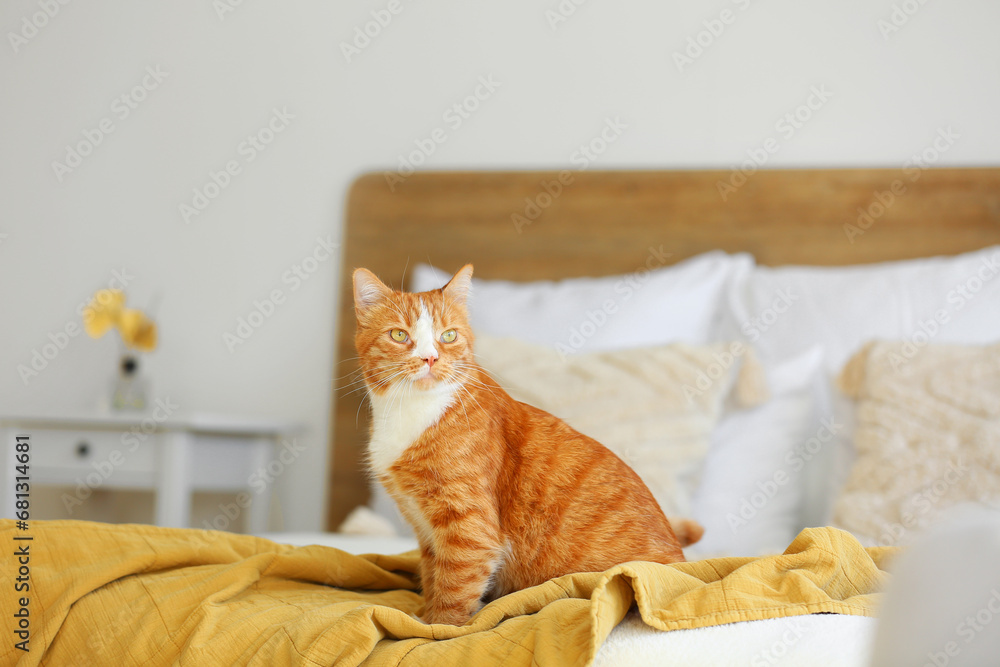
[326,168,1000,529]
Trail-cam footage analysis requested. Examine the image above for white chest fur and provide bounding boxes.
[367,382,458,477]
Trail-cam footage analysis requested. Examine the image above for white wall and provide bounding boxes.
[1,0,997,532]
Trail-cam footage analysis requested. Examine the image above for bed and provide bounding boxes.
[327,167,1000,530]
[323,168,1000,664]
[5,168,1000,665]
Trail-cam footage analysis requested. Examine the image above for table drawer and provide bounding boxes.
[189,435,272,490]
[26,428,156,474]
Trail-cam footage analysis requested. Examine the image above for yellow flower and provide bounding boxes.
[83,289,125,338]
[81,289,158,352]
[118,309,158,352]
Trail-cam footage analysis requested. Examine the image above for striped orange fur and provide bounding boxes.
[353,264,700,626]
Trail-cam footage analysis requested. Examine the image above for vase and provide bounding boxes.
[111,354,148,411]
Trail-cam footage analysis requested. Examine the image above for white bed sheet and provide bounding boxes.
[259,532,876,666]
[595,611,875,667]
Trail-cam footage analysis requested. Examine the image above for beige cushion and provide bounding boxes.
[833,341,1000,546]
[474,334,768,518]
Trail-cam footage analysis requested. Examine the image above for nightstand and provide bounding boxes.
[1,411,303,532]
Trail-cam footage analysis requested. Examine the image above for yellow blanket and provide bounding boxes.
[1,520,894,666]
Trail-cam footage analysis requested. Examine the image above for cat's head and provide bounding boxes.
[352,264,475,395]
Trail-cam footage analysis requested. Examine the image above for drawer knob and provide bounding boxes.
[76,442,90,457]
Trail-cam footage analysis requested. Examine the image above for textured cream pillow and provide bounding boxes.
[474,334,769,518]
[834,341,1000,546]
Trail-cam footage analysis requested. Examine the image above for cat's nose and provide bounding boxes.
[423,357,436,369]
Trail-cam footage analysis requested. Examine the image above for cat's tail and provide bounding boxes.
[669,517,704,547]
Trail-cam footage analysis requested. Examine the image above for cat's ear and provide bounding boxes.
[353,268,392,313]
[442,264,473,307]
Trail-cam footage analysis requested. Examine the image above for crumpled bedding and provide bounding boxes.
[0,520,894,666]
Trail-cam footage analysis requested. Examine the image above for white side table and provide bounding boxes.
[0,411,303,533]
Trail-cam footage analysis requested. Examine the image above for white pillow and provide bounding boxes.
[717,245,1000,546]
[410,251,753,352]
[690,346,828,557]
[721,245,1000,373]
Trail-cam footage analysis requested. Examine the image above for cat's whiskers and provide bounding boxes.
[456,392,472,431]
[452,363,500,397]
[452,385,479,431]
[459,385,492,425]
[364,372,407,398]
[343,375,383,397]
[333,354,362,368]
[450,364,505,418]
[344,365,405,397]
[344,365,401,400]
[334,363,368,385]
[356,366,410,425]
[390,376,415,430]
[376,366,413,429]
[467,355,506,391]
[443,370,474,431]
[368,376,401,429]
[447,367,505,431]
[330,355,365,384]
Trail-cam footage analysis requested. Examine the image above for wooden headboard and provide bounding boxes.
[326,168,1000,529]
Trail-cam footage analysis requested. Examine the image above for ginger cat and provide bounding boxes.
[353,264,703,626]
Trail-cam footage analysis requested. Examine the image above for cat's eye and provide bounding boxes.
[441,329,457,343]
[390,329,409,343]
